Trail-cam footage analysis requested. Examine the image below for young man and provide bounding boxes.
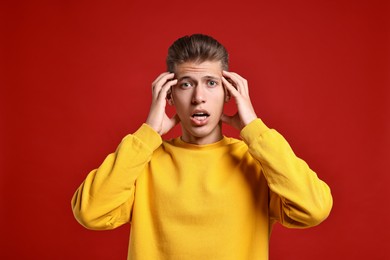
[72,34,332,259]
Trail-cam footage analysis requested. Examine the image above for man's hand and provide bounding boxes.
[146,72,180,135]
[221,71,257,130]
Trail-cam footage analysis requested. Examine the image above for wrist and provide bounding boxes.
[241,112,257,129]
[145,113,161,134]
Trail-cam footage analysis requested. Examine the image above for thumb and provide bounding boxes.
[170,114,180,126]
[221,113,233,125]
[164,114,180,134]
[221,113,243,130]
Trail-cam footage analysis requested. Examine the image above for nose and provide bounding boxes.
[191,86,206,104]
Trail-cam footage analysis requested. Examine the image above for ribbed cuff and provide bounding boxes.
[133,124,163,151]
[240,118,270,145]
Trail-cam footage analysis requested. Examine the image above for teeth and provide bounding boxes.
[194,116,207,121]
[192,113,209,121]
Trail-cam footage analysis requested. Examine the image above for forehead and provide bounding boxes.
[175,61,223,79]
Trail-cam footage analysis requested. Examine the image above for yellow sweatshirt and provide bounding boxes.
[72,119,332,260]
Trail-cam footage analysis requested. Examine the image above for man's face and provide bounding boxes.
[171,60,227,145]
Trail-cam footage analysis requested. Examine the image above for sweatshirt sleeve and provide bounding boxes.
[71,124,162,230]
[240,119,333,228]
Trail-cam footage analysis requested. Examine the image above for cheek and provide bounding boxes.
[171,94,188,113]
[212,91,226,105]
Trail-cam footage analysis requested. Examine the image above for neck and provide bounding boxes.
[180,124,223,145]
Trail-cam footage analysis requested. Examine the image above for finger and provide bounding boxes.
[170,114,180,127]
[152,72,171,87]
[220,113,232,125]
[222,77,239,98]
[157,79,177,100]
[223,71,246,84]
[152,72,174,90]
[152,73,175,99]
[153,73,175,92]
[223,71,248,96]
[222,71,240,90]
[161,114,181,135]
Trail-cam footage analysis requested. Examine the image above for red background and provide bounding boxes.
[1,0,389,259]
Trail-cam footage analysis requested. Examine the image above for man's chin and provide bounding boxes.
[180,123,223,144]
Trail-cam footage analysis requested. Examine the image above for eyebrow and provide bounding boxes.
[177,75,221,81]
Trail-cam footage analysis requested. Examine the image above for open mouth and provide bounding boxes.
[191,112,210,122]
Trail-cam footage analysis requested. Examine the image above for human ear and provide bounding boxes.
[223,82,231,103]
[167,87,174,105]
[224,89,231,102]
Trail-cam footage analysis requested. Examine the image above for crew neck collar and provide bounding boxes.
[172,136,230,150]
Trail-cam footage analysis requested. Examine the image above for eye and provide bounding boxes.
[180,82,192,89]
[208,80,218,87]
